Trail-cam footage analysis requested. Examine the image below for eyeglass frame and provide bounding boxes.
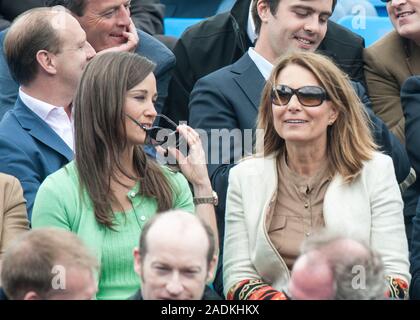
[271,84,330,107]
[125,113,181,148]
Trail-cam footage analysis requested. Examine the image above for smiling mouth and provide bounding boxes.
[397,11,415,18]
[285,120,308,124]
[110,34,125,39]
[294,36,315,46]
[140,123,152,128]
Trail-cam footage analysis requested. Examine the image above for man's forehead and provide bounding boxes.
[86,0,130,9]
[146,249,207,268]
[283,0,334,13]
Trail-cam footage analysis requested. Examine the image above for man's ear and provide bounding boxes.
[257,0,271,23]
[206,255,218,283]
[23,291,42,300]
[133,247,141,276]
[35,50,58,75]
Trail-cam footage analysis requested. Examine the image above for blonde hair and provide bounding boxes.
[256,51,376,183]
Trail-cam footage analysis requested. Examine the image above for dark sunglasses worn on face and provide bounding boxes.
[126,113,181,149]
[271,85,330,107]
[380,0,390,3]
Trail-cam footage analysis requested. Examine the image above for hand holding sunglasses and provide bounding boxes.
[271,85,330,107]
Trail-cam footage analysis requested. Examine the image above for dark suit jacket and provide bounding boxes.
[0,28,175,119]
[0,0,43,28]
[161,0,223,17]
[0,97,74,220]
[401,76,420,299]
[402,76,420,184]
[163,0,366,125]
[189,52,410,296]
[411,195,420,299]
[129,285,223,300]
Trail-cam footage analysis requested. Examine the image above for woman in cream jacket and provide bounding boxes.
[223,51,410,300]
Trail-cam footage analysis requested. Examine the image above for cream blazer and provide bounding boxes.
[223,152,411,296]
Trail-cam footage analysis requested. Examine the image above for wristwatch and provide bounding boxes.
[193,190,218,206]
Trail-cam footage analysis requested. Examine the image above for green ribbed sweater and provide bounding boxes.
[32,161,194,300]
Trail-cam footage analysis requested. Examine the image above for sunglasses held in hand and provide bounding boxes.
[126,113,182,149]
[271,85,330,107]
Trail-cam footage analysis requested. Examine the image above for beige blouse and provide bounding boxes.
[266,153,332,270]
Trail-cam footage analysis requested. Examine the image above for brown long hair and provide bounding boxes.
[73,52,173,227]
[256,51,376,183]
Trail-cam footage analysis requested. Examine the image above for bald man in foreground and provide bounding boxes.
[131,210,221,300]
[288,232,388,300]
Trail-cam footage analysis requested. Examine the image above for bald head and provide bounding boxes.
[4,6,78,85]
[289,232,386,300]
[139,210,216,266]
[289,252,335,300]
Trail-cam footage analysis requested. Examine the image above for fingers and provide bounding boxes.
[155,145,167,157]
[167,147,185,164]
[177,125,201,148]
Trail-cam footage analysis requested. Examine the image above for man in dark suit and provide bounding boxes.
[189,0,412,296]
[161,0,225,17]
[0,7,96,219]
[162,0,367,126]
[0,0,175,118]
[401,76,420,299]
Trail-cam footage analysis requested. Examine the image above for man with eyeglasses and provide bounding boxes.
[189,0,412,296]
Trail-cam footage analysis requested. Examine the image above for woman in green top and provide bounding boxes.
[32,52,218,300]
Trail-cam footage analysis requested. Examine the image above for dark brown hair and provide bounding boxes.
[73,52,174,227]
[251,0,338,36]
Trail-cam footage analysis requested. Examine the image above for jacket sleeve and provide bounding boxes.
[0,175,29,257]
[363,47,405,143]
[136,30,175,115]
[410,199,420,299]
[162,36,195,124]
[223,166,261,296]
[368,155,411,291]
[189,75,241,243]
[352,81,411,185]
[0,137,41,221]
[0,29,19,119]
[130,0,164,35]
[0,16,10,31]
[401,76,420,180]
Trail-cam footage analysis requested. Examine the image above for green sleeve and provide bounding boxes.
[31,171,73,231]
[168,170,195,214]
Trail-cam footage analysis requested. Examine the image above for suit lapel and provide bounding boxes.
[232,53,266,112]
[14,97,73,161]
